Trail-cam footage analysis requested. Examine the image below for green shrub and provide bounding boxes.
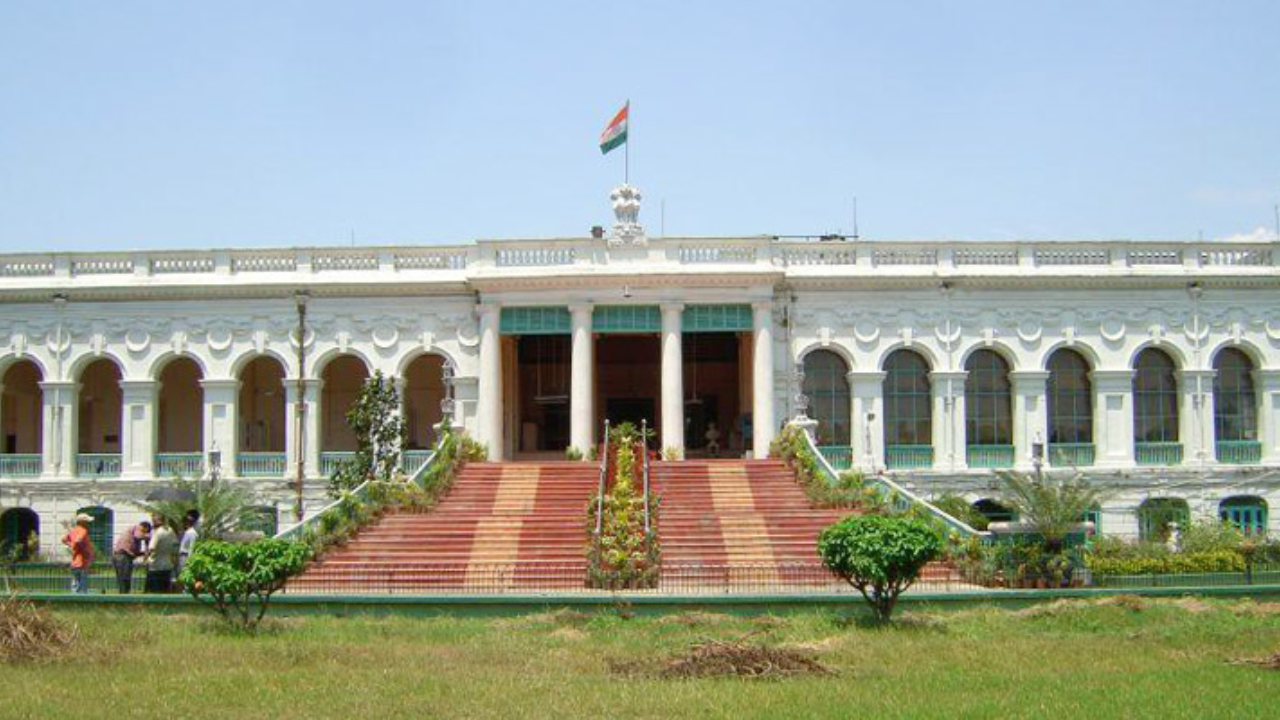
[564,447,584,462]
[180,539,311,631]
[1178,519,1245,554]
[1085,550,1245,576]
[931,494,991,531]
[818,515,943,622]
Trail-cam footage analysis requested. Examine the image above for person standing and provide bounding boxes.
[61,513,97,594]
[110,521,151,594]
[176,509,200,583]
[144,514,178,593]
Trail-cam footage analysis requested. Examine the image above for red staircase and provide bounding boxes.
[288,461,598,593]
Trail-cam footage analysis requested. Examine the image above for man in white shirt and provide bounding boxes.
[145,514,178,593]
[176,509,200,581]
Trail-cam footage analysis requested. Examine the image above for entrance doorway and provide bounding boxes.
[683,332,747,457]
[596,335,661,433]
[515,335,571,453]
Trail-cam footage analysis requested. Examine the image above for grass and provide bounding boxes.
[5,598,1280,719]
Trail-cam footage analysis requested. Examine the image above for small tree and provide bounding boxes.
[180,539,310,631]
[134,476,259,540]
[818,515,943,623]
[331,370,408,496]
[997,470,1108,552]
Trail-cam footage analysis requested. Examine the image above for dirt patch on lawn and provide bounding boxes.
[1231,601,1280,617]
[611,638,836,680]
[0,595,79,663]
[655,612,736,627]
[1229,652,1280,670]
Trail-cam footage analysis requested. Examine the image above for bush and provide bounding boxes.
[931,494,991,531]
[1085,550,1245,576]
[818,515,943,622]
[1179,519,1245,554]
[180,540,311,631]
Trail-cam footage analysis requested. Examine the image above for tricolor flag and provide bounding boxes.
[599,102,629,155]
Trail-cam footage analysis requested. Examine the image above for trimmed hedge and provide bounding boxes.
[1085,550,1245,576]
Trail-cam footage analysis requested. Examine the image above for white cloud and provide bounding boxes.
[1214,226,1278,242]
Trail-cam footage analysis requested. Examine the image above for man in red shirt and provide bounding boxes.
[61,513,97,594]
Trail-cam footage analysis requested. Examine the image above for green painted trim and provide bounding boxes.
[499,306,571,335]
[593,305,660,333]
[682,304,752,333]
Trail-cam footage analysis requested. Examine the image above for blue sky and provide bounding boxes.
[1,1,1277,252]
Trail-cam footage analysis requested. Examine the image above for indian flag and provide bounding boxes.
[598,102,629,155]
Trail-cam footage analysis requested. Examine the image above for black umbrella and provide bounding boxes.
[145,487,197,503]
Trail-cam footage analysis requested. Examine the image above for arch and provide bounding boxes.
[228,348,294,380]
[872,341,939,373]
[1220,496,1268,536]
[794,340,856,372]
[395,347,460,378]
[972,498,1017,524]
[237,355,288,454]
[0,508,39,560]
[0,352,50,380]
[78,357,124,456]
[964,349,1013,450]
[2,358,45,456]
[320,354,372,452]
[1137,497,1189,542]
[1126,340,1187,371]
[1208,338,1267,370]
[1046,348,1094,458]
[1036,340,1101,372]
[70,350,127,381]
[1133,347,1179,447]
[957,340,1020,373]
[147,350,210,381]
[1213,347,1258,456]
[310,347,373,380]
[801,348,851,446]
[882,349,932,453]
[76,505,114,555]
[403,353,448,450]
[157,356,204,454]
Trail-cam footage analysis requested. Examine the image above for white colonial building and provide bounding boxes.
[2,191,1279,554]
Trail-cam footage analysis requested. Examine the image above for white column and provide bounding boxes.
[476,304,503,460]
[569,303,595,455]
[1090,370,1135,468]
[930,371,967,471]
[1256,370,1280,464]
[848,371,886,472]
[201,379,239,475]
[1179,369,1216,467]
[751,301,776,457]
[38,381,76,478]
[1010,370,1050,470]
[286,379,321,478]
[120,380,158,477]
[660,303,685,457]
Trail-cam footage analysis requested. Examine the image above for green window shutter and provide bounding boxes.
[682,304,753,333]
[500,307,571,335]
[593,305,661,333]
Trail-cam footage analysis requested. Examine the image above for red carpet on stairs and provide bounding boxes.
[288,461,598,593]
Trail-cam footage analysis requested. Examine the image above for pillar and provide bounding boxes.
[930,371,967,471]
[1010,370,1050,470]
[201,379,239,476]
[751,301,776,457]
[39,381,76,478]
[1179,369,1216,467]
[286,379,321,478]
[660,303,685,456]
[476,304,503,460]
[1090,370,1135,468]
[120,380,158,477]
[569,304,595,455]
[848,371,886,472]
[1256,370,1280,464]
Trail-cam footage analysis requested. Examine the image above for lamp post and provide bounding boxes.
[292,290,310,522]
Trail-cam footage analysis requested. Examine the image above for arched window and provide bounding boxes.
[1214,348,1260,464]
[973,499,1017,525]
[1047,349,1094,466]
[1133,349,1180,465]
[1137,498,1189,542]
[320,355,371,477]
[965,350,1013,468]
[0,508,39,560]
[76,506,114,556]
[237,356,288,478]
[883,350,933,469]
[1220,496,1267,536]
[404,354,447,451]
[156,358,205,478]
[77,358,124,477]
[801,350,851,448]
[2,360,44,475]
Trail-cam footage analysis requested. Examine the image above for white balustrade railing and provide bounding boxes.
[0,258,55,277]
[678,244,758,264]
[1201,247,1271,266]
[1034,248,1109,266]
[782,245,858,266]
[954,248,1018,266]
[873,247,937,266]
[394,249,469,270]
[72,257,134,275]
[313,252,379,272]
[232,253,298,273]
[1128,249,1182,265]
[495,247,576,267]
[151,255,215,274]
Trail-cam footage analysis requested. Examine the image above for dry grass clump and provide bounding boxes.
[0,594,78,663]
[1228,652,1280,670]
[655,611,735,627]
[612,637,835,680]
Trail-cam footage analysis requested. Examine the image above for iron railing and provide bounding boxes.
[1136,442,1182,466]
[967,444,1016,468]
[75,453,121,477]
[1049,443,1095,467]
[401,449,435,474]
[885,445,933,470]
[0,454,42,477]
[817,445,853,470]
[237,452,288,477]
[319,451,356,477]
[1216,440,1262,465]
[154,452,203,478]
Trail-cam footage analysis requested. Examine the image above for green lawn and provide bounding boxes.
[6,598,1280,719]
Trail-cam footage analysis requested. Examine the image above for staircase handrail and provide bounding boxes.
[594,419,610,536]
[641,418,651,535]
[274,441,442,543]
[798,426,990,539]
